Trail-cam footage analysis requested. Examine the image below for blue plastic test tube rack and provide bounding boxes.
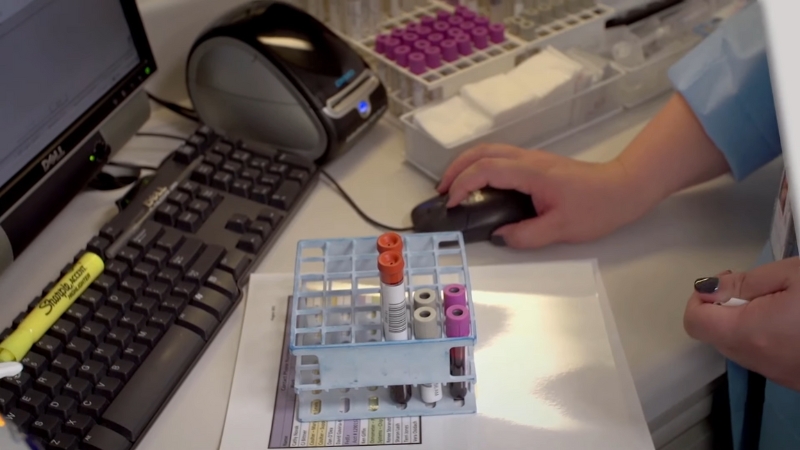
[289,232,478,422]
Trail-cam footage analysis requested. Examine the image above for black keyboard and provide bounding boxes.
[0,125,318,450]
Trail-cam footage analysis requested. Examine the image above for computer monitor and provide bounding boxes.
[0,0,156,274]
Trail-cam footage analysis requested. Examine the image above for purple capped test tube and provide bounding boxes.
[416,25,432,38]
[409,52,426,75]
[394,45,411,67]
[455,5,469,16]
[413,39,430,53]
[433,21,450,33]
[427,32,444,48]
[474,15,490,28]
[440,39,458,62]
[462,9,477,21]
[424,45,442,68]
[444,284,467,310]
[447,15,464,27]
[420,15,435,27]
[384,37,401,60]
[456,34,473,56]
[436,10,450,21]
[446,304,470,400]
[391,28,404,40]
[447,27,464,38]
[489,22,505,43]
[459,21,476,33]
[375,34,388,54]
[401,32,419,47]
[471,26,489,49]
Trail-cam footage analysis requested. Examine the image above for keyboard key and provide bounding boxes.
[238,140,277,158]
[197,187,222,207]
[30,414,61,441]
[65,305,90,327]
[176,211,201,233]
[48,395,78,421]
[277,152,315,171]
[225,213,250,233]
[219,249,251,280]
[268,163,289,177]
[105,328,132,349]
[248,220,272,239]
[257,173,280,188]
[28,295,41,312]
[49,433,79,450]
[240,167,260,181]
[134,327,162,348]
[250,185,271,203]
[34,335,63,360]
[172,282,197,300]
[156,268,180,287]
[34,371,64,398]
[77,289,105,312]
[288,168,310,185]
[108,360,136,383]
[77,361,106,385]
[131,298,157,316]
[185,245,225,283]
[257,207,282,226]
[106,293,133,311]
[64,413,94,437]
[155,228,184,255]
[204,152,224,169]
[167,191,190,210]
[91,344,120,367]
[176,306,219,341]
[249,157,270,170]
[0,327,10,341]
[65,338,94,362]
[13,311,27,328]
[143,249,168,269]
[79,322,108,346]
[51,354,78,380]
[129,222,163,251]
[154,203,180,226]
[211,171,233,191]
[115,247,140,268]
[160,297,185,314]
[270,180,301,209]
[6,408,33,432]
[63,378,92,402]
[132,263,157,283]
[231,149,251,164]
[118,312,146,334]
[211,142,233,157]
[42,281,57,297]
[187,199,211,220]
[86,236,110,257]
[119,276,144,298]
[1,372,31,397]
[19,389,49,416]
[148,311,175,331]
[143,282,168,302]
[187,133,206,148]
[121,343,149,365]
[178,180,199,198]
[189,163,214,184]
[191,288,232,320]
[0,388,16,414]
[206,270,238,299]
[221,160,242,175]
[60,262,74,277]
[104,260,130,283]
[48,319,78,344]
[95,377,123,401]
[91,275,117,297]
[21,353,48,378]
[173,144,197,164]
[236,233,263,254]
[78,395,109,419]
[168,238,204,272]
[93,307,120,329]
[100,326,204,441]
[230,179,252,198]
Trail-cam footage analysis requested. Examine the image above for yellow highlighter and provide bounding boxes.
[0,252,104,362]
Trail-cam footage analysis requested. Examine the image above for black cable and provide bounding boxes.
[106,161,160,171]
[146,91,200,122]
[135,132,188,141]
[319,169,413,232]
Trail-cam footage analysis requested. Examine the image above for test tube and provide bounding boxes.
[436,10,451,21]
[471,26,489,49]
[440,39,459,63]
[413,39,430,54]
[416,25,432,38]
[420,15,435,27]
[427,32,445,48]
[446,304,470,400]
[414,306,444,404]
[488,22,505,43]
[394,45,412,100]
[456,33,473,56]
[384,37,401,92]
[462,9,478,21]
[443,284,467,310]
[409,52,428,107]
[552,0,566,19]
[413,288,438,310]
[377,232,403,253]
[474,15,490,27]
[345,0,364,40]
[447,27,464,39]
[401,31,419,46]
[489,0,505,23]
[377,250,412,404]
[447,15,464,27]
[370,0,384,36]
[459,20,476,33]
[425,45,442,68]
[433,20,450,33]
[538,0,553,23]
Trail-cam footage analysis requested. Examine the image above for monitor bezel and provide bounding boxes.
[0,0,157,217]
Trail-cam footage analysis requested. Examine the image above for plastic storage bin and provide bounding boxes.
[402,63,625,180]
[289,232,478,422]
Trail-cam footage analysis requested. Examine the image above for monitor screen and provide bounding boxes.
[0,0,150,194]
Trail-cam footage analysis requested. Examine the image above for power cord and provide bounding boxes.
[135,132,189,141]
[146,91,200,122]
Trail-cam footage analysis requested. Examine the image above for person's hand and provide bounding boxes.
[685,258,800,391]
[435,144,657,248]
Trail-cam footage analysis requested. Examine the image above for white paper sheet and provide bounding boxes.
[220,261,654,450]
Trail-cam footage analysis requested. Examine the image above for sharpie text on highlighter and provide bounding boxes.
[38,264,90,315]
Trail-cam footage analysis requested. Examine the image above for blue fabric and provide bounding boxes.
[669,3,800,449]
[667,2,782,181]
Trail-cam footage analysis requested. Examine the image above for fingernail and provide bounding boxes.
[694,277,719,294]
[490,235,506,247]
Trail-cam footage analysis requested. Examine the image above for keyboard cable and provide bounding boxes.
[128,128,414,232]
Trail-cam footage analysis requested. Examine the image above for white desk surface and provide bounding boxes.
[0,96,780,450]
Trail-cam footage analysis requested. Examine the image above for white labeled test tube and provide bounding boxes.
[414,302,444,404]
[378,251,408,341]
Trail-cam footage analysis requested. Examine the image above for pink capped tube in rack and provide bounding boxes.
[433,21,450,33]
[443,284,467,310]
[446,304,470,400]
[391,28,404,40]
[409,52,427,107]
[416,25,432,38]
[394,45,411,67]
[384,37,401,60]
[436,10,450,21]
[474,15,490,27]
[455,5,469,16]
[459,21,476,33]
[455,33,473,56]
[440,39,458,62]
[471,26,489,49]
[420,15,435,27]
[427,32,444,47]
[447,27,464,38]
[375,34,389,54]
[401,31,419,47]
[424,45,442,68]
[447,15,464,27]
[461,9,477,21]
[489,22,505,43]
[413,39,430,52]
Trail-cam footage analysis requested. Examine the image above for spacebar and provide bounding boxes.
[101,325,205,441]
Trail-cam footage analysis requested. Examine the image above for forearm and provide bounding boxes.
[615,93,733,205]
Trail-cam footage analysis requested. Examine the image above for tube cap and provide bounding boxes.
[409,52,426,74]
[455,5,469,16]
[474,15,490,27]
[441,39,458,62]
[375,34,388,54]
[433,21,450,33]
[424,45,442,68]
[462,9,477,21]
[445,305,471,338]
[377,232,403,253]
[447,15,464,27]
[489,22,505,43]
[384,37,401,60]
[391,28,404,39]
[416,25,432,38]
[427,32,444,46]
[413,288,438,310]
[456,33,473,55]
[420,15,435,26]
[447,27,464,38]
[436,10,450,21]
[378,251,404,285]
[414,306,441,339]
[471,26,489,49]
[413,39,430,52]
[459,21,476,33]
[394,45,411,67]
[443,284,467,310]
[401,32,419,46]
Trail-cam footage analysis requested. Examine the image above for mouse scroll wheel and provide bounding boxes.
[461,191,485,206]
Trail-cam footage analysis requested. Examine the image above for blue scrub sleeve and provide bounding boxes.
[667,3,782,181]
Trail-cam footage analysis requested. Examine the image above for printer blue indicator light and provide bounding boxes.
[358,101,369,115]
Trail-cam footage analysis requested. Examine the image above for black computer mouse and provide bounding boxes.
[411,187,538,243]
